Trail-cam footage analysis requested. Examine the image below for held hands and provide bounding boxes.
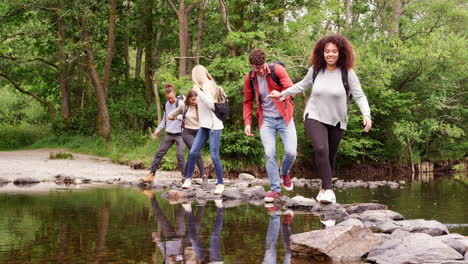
[244,125,254,137]
[268,90,285,102]
[363,115,372,132]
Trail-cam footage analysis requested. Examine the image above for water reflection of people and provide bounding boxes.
[144,191,188,263]
[185,200,224,264]
[263,209,293,264]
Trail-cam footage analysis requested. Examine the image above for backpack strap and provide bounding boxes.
[341,68,352,100]
[163,100,169,128]
[312,68,319,84]
[248,70,256,99]
[181,104,190,129]
[268,63,282,88]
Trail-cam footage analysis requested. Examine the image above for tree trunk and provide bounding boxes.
[58,14,71,121]
[219,0,236,57]
[144,0,154,106]
[407,138,415,174]
[102,0,117,98]
[168,0,196,77]
[345,0,351,27]
[123,0,131,79]
[135,46,143,78]
[74,56,86,109]
[152,76,162,124]
[82,16,111,142]
[390,0,403,36]
[195,0,205,64]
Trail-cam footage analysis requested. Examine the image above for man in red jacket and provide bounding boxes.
[243,48,297,202]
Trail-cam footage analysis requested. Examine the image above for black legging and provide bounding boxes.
[304,118,344,189]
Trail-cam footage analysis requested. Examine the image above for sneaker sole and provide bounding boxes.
[319,199,333,204]
[284,183,294,191]
[264,197,275,202]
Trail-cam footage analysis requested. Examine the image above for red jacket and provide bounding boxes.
[243,64,294,128]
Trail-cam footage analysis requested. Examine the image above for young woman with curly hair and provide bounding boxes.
[269,34,372,204]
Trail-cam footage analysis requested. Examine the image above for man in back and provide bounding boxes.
[243,48,297,202]
[141,83,186,183]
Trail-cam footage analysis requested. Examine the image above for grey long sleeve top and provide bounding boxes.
[156,100,183,134]
[281,67,371,130]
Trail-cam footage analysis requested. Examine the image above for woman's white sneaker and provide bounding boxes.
[213,184,224,195]
[316,189,325,201]
[319,189,336,203]
[182,179,192,189]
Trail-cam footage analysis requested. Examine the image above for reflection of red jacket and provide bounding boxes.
[243,64,294,128]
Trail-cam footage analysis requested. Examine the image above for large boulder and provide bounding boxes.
[291,224,382,263]
[343,203,388,215]
[347,210,404,229]
[367,233,464,264]
[238,173,255,181]
[222,187,242,200]
[380,219,449,236]
[436,234,468,255]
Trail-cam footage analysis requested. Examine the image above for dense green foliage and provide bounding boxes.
[1,0,466,171]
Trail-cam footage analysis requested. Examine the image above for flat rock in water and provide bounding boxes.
[347,210,404,229]
[436,234,468,255]
[314,202,349,221]
[238,173,255,181]
[291,224,382,263]
[336,218,365,227]
[367,232,464,264]
[380,219,449,236]
[13,177,40,184]
[242,186,266,199]
[222,187,241,200]
[343,203,388,215]
[287,195,317,209]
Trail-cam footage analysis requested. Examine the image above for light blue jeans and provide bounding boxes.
[260,117,297,193]
[186,128,224,184]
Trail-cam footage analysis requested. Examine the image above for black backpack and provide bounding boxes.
[213,85,229,121]
[312,67,352,101]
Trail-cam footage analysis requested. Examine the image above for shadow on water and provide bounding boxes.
[0,172,466,263]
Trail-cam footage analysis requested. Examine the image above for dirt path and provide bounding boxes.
[0,149,182,184]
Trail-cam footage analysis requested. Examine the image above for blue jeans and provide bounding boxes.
[262,214,292,264]
[260,117,297,192]
[186,128,224,184]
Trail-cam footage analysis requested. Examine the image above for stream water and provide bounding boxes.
[0,175,466,263]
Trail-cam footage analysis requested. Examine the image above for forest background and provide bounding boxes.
[0,0,466,176]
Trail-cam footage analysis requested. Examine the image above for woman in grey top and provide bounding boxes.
[269,34,372,204]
